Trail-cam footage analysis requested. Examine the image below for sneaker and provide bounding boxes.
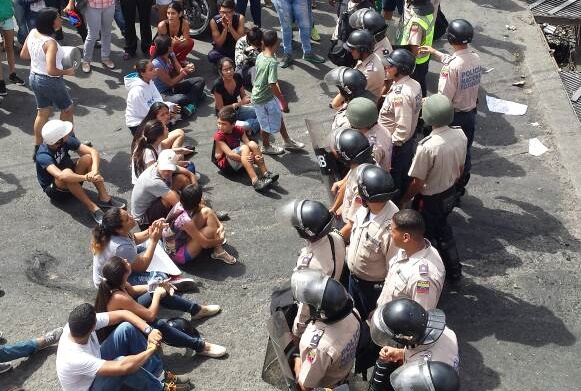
[0,362,12,375]
[260,144,285,155]
[0,80,6,96]
[198,342,227,358]
[253,176,273,192]
[163,381,193,391]
[9,73,25,86]
[182,103,197,118]
[164,371,191,385]
[303,52,325,64]
[40,327,63,350]
[283,138,305,150]
[310,26,320,42]
[91,209,105,224]
[192,304,221,320]
[102,59,115,69]
[280,53,293,68]
[169,276,197,292]
[81,62,91,73]
[263,171,279,183]
[96,197,126,210]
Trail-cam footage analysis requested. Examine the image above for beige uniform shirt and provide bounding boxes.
[347,201,400,282]
[298,315,361,389]
[379,76,422,145]
[332,105,350,132]
[408,126,467,195]
[435,49,482,112]
[374,37,394,59]
[355,52,385,100]
[293,233,347,336]
[342,169,361,224]
[366,123,393,172]
[377,240,445,309]
[404,326,459,371]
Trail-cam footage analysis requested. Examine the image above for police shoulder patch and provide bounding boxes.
[394,84,403,94]
[440,66,449,79]
[392,96,404,107]
[416,280,430,293]
[300,252,314,267]
[309,329,325,348]
[419,263,429,275]
[306,348,317,363]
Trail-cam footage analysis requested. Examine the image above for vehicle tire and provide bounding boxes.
[186,0,218,37]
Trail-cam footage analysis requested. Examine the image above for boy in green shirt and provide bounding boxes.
[251,30,305,155]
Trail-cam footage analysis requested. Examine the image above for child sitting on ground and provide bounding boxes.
[212,107,279,191]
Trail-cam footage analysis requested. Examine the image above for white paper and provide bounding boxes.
[486,96,528,115]
[145,241,182,276]
[528,138,548,156]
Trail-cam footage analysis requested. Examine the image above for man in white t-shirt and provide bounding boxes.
[56,303,193,391]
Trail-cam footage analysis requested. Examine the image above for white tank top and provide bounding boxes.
[28,29,64,77]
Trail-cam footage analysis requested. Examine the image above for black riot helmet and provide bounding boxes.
[334,128,374,165]
[370,298,446,347]
[324,66,368,100]
[356,164,398,204]
[275,199,334,242]
[390,361,460,391]
[349,9,387,41]
[343,29,375,55]
[385,48,416,76]
[446,19,474,45]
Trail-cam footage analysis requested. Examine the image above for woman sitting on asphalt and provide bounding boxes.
[211,57,260,136]
[151,1,194,65]
[165,184,236,265]
[151,35,205,118]
[94,256,227,358]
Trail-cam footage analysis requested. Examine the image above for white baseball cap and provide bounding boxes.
[42,120,74,145]
[157,149,178,171]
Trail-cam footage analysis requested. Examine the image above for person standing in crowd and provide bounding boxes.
[153,1,194,65]
[0,0,26,96]
[324,66,370,129]
[208,0,245,64]
[376,209,445,310]
[20,7,75,160]
[0,327,63,375]
[395,0,434,96]
[120,0,152,59]
[342,29,384,101]
[35,120,126,224]
[379,49,422,199]
[399,94,466,283]
[420,19,481,197]
[235,0,261,27]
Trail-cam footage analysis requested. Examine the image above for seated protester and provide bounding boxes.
[92,207,171,286]
[208,0,245,64]
[212,107,278,191]
[131,149,197,230]
[94,257,227,358]
[211,57,260,136]
[55,303,193,391]
[152,35,205,118]
[35,120,126,225]
[125,59,179,136]
[0,327,63,374]
[151,1,194,65]
[164,184,236,265]
[131,118,194,185]
[234,26,262,89]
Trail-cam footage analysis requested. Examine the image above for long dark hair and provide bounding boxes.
[168,1,184,15]
[36,8,59,35]
[131,102,169,150]
[91,208,123,254]
[152,35,172,59]
[132,120,166,178]
[94,256,127,341]
[180,184,204,214]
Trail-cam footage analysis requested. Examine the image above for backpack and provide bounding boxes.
[328,0,373,67]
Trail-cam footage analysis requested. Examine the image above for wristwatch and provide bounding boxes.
[144,326,153,336]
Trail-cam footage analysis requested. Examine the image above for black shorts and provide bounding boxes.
[44,183,73,202]
[142,197,171,229]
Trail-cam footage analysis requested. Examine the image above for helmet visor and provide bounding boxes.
[370,305,395,346]
[291,269,328,309]
[390,361,436,391]
[324,67,348,87]
[421,309,446,345]
[349,9,369,30]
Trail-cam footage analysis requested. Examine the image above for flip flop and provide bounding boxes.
[211,250,237,264]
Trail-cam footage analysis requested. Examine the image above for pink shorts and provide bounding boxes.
[171,245,194,265]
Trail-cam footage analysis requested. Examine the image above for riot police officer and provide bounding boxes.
[276,199,346,337]
[377,209,445,310]
[378,48,422,200]
[291,269,361,389]
[349,9,394,59]
[369,298,459,391]
[343,29,386,101]
[399,94,466,283]
[390,361,460,391]
[420,19,482,196]
[325,66,373,130]
[347,164,399,320]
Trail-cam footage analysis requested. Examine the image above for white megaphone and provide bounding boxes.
[61,46,82,70]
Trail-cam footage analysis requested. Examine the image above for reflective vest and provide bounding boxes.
[396,12,434,65]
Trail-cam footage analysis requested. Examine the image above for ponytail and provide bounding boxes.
[91,208,123,254]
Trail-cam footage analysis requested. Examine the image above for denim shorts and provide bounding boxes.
[0,17,15,31]
[253,97,282,134]
[29,73,73,110]
[226,146,243,171]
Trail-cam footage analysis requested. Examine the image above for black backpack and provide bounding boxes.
[328,0,373,67]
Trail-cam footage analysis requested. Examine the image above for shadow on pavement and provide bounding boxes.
[0,171,26,206]
[0,347,56,390]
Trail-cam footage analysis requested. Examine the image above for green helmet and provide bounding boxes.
[422,94,454,126]
[346,97,379,129]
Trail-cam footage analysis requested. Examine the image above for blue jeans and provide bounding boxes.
[29,73,73,110]
[272,0,312,56]
[0,340,37,362]
[237,105,260,135]
[114,0,126,36]
[12,0,28,44]
[90,322,164,391]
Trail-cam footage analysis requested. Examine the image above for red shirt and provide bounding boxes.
[213,125,245,169]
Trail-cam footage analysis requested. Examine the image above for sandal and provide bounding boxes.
[211,250,237,264]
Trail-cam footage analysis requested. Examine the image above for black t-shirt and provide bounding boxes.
[211,73,243,107]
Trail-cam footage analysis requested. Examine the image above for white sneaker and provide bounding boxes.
[283,138,305,150]
[261,144,285,155]
[198,342,227,358]
[192,304,221,320]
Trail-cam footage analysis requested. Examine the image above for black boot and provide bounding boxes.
[439,240,462,284]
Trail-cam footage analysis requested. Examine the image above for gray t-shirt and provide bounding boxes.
[130,164,171,224]
[92,235,139,287]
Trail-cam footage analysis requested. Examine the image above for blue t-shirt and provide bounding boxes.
[35,136,82,189]
[152,55,176,93]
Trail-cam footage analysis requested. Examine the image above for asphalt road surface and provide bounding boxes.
[0,0,580,390]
